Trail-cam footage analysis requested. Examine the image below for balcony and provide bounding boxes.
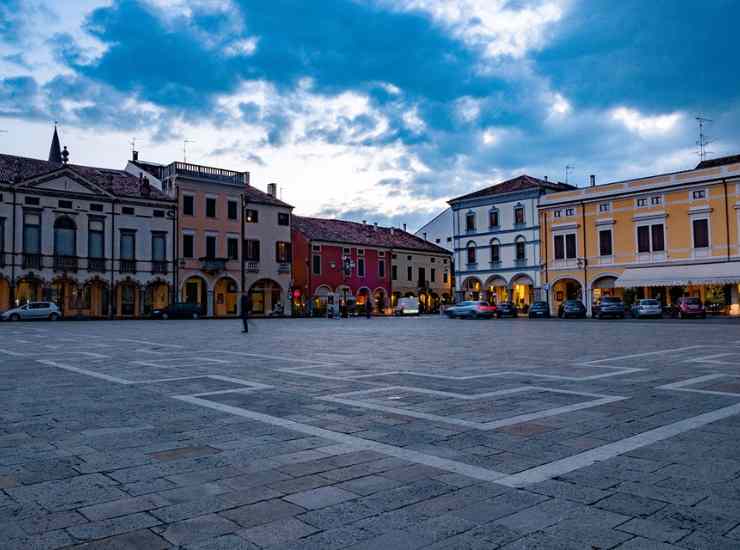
[514,258,528,266]
[23,253,42,270]
[162,161,249,187]
[278,262,290,274]
[200,257,226,273]
[54,255,78,272]
[152,261,169,274]
[246,261,259,273]
[88,257,106,273]
[120,259,137,273]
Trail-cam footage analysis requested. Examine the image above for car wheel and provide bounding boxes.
[162,313,169,320]
[10,313,20,322]
[49,313,59,321]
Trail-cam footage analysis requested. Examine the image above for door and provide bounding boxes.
[185,282,199,304]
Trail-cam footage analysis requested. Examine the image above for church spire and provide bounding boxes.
[48,123,62,163]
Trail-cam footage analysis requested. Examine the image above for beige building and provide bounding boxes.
[390,248,453,311]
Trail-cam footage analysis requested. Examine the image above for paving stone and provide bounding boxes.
[78,494,170,521]
[527,478,613,504]
[334,474,405,496]
[238,517,319,546]
[67,512,162,541]
[596,491,668,517]
[6,473,127,511]
[493,497,586,534]
[616,538,682,549]
[156,513,241,546]
[283,486,358,509]
[617,517,691,543]
[187,534,260,549]
[0,528,75,550]
[677,530,740,550]
[451,489,548,524]
[70,528,171,549]
[220,498,306,528]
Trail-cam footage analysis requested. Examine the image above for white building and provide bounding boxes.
[415,208,453,252]
[448,175,574,308]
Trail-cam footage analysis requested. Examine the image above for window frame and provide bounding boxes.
[205,197,217,218]
[466,241,477,264]
[88,219,105,259]
[183,194,195,216]
[598,228,613,257]
[119,230,136,261]
[691,217,710,249]
[465,212,476,232]
[205,235,217,259]
[490,239,500,264]
[227,200,238,220]
[514,205,525,226]
[183,233,194,259]
[227,236,239,260]
[515,236,526,261]
[277,212,290,226]
[488,209,499,228]
[245,209,259,223]
[151,231,167,262]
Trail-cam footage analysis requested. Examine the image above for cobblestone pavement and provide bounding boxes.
[2,316,740,549]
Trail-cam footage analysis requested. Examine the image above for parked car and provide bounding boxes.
[670,297,706,319]
[495,302,518,318]
[558,300,587,319]
[630,299,663,319]
[1,302,61,321]
[592,296,626,319]
[151,302,202,320]
[445,301,497,319]
[394,297,420,316]
[528,301,551,318]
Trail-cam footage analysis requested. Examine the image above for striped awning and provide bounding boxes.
[615,262,740,288]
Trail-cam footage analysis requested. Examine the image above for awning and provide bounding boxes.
[615,262,740,288]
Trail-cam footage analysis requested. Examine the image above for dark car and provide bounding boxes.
[151,303,202,320]
[528,301,551,318]
[495,302,518,318]
[558,300,587,319]
[592,296,626,319]
[670,297,706,319]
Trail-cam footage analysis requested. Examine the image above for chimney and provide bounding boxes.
[403,223,407,232]
[390,227,395,235]
[132,150,139,162]
[589,174,596,187]
[362,220,366,225]
[423,232,427,240]
[267,183,277,197]
[544,175,548,182]
[373,222,378,231]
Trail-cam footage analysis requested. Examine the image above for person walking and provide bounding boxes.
[240,293,250,333]
[365,296,372,319]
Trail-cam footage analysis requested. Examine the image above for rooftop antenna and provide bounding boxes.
[565,165,575,184]
[183,139,195,163]
[130,137,137,154]
[696,116,713,162]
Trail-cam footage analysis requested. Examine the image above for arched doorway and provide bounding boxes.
[249,279,283,316]
[461,277,482,301]
[116,281,140,317]
[418,291,429,313]
[485,276,508,305]
[16,276,43,305]
[373,288,387,314]
[183,276,208,316]
[214,277,238,317]
[552,278,582,314]
[356,287,370,315]
[85,279,109,318]
[510,274,535,310]
[145,280,170,316]
[390,291,401,308]
[591,275,622,314]
[51,277,84,317]
[429,292,440,313]
[313,285,332,317]
[0,277,10,311]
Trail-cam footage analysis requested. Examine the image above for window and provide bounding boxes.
[489,210,499,227]
[206,198,217,218]
[407,265,413,281]
[692,218,709,248]
[430,268,436,282]
[344,248,351,255]
[152,232,166,261]
[24,196,39,206]
[153,209,165,218]
[435,238,440,243]
[227,237,239,260]
[651,196,662,206]
[243,239,260,261]
[443,271,448,283]
[636,198,647,208]
[465,212,476,232]
[312,244,321,252]
[58,200,72,209]
[599,203,610,213]
[490,240,500,263]
[54,217,76,257]
[357,257,365,277]
[90,203,104,212]
[692,190,706,200]
[514,206,525,225]
[276,241,291,263]
[183,234,194,258]
[378,259,385,278]
[227,200,238,220]
[378,251,385,257]
[466,242,476,264]
[245,209,258,223]
[312,254,321,275]
[278,212,290,226]
[599,229,612,256]
[122,207,135,215]
[0,218,4,256]
[554,233,577,260]
[206,236,217,258]
[554,210,562,218]
[88,220,104,259]
[183,195,194,216]
[652,224,665,251]
[430,257,435,263]
[120,231,136,260]
[357,248,365,257]
[418,267,426,285]
[391,265,398,280]
[515,237,526,261]
[446,237,452,242]
[637,224,665,253]
[565,208,574,216]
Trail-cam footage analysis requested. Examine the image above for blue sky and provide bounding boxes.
[1,0,738,229]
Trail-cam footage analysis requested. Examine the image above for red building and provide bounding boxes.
[292,216,452,315]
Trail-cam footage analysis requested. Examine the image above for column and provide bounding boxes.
[207,289,214,317]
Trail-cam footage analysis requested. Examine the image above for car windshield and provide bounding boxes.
[532,302,547,307]
[685,298,701,305]
[601,297,621,303]
[565,301,581,305]
[640,299,659,305]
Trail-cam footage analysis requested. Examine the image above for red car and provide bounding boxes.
[671,297,706,319]
[445,301,497,319]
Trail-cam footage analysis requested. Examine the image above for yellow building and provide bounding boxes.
[539,155,740,316]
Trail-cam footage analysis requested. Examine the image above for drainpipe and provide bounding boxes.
[172,190,178,306]
[110,199,116,318]
[542,208,549,301]
[240,193,246,307]
[10,186,16,304]
[723,178,731,262]
[580,200,589,315]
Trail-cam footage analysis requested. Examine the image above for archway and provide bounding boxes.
[356,287,371,315]
[373,287,387,314]
[461,277,482,301]
[145,280,170,315]
[51,277,84,317]
[429,292,440,313]
[183,276,208,316]
[214,277,238,317]
[551,277,582,314]
[390,291,401,308]
[591,275,622,313]
[313,285,332,316]
[0,277,10,311]
[16,276,43,305]
[485,276,508,305]
[510,273,535,310]
[418,290,429,313]
[249,279,283,316]
[116,281,140,317]
[85,279,109,318]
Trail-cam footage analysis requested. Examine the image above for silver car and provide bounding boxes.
[630,299,663,319]
[1,302,62,321]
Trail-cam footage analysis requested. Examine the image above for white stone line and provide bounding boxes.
[581,346,705,365]
[325,385,614,401]
[497,401,740,487]
[218,350,333,365]
[206,375,273,390]
[0,349,28,357]
[117,338,184,348]
[682,353,735,364]
[656,374,740,397]
[173,395,508,483]
[37,360,132,384]
[396,368,644,382]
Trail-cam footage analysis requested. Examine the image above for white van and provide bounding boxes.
[394,297,420,316]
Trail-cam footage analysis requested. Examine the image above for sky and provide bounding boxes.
[1,0,739,231]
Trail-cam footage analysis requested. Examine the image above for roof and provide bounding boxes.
[0,153,172,201]
[292,216,451,254]
[448,175,575,204]
[244,185,293,208]
[696,154,740,169]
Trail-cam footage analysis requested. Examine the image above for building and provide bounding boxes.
[0,131,176,318]
[131,157,293,317]
[415,208,454,252]
[538,157,740,316]
[448,175,574,307]
[292,217,452,315]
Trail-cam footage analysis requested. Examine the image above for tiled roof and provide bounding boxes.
[244,186,293,208]
[696,154,740,169]
[292,216,451,254]
[0,153,172,201]
[448,175,575,203]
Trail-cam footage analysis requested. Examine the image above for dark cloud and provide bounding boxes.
[313,204,434,232]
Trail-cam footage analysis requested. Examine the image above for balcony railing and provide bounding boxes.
[162,161,249,187]
[246,261,259,273]
[200,257,226,273]
[23,253,42,270]
[120,259,137,273]
[54,255,78,272]
[278,263,290,274]
[152,261,169,274]
[88,257,106,273]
